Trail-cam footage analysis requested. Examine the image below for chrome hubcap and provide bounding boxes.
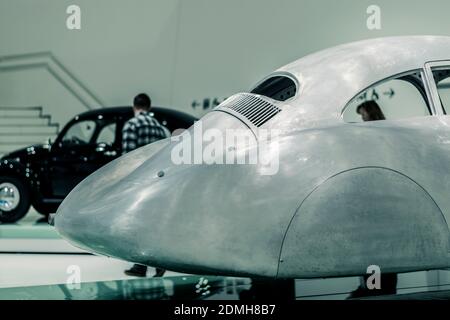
[0,183,20,212]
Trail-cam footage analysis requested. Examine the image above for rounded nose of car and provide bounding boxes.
[54,111,279,276]
[54,138,173,258]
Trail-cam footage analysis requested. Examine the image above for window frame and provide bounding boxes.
[424,60,450,116]
[340,69,436,123]
[60,119,98,145]
[94,121,118,146]
[250,71,300,102]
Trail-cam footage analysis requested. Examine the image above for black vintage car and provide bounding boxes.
[0,106,197,223]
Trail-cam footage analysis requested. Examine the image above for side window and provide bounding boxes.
[62,120,96,145]
[97,123,116,145]
[343,72,430,123]
[431,68,450,114]
[251,76,297,101]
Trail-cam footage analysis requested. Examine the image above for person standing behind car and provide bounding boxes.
[123,93,168,278]
[122,93,169,154]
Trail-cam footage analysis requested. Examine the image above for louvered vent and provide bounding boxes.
[216,93,282,127]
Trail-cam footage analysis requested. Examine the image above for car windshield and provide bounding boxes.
[62,120,96,145]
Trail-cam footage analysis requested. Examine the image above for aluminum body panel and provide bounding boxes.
[56,37,450,278]
[279,167,449,278]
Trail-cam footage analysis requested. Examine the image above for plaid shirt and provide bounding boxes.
[122,111,169,154]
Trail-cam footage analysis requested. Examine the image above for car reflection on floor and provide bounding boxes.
[2,210,450,300]
[0,276,251,300]
[1,273,450,300]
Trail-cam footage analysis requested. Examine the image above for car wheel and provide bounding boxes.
[34,203,59,216]
[0,176,31,223]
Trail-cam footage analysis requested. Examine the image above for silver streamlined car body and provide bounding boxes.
[55,36,450,279]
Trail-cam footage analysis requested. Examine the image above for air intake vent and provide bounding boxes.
[216,93,282,127]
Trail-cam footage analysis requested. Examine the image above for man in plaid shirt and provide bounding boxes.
[122,93,169,154]
[123,93,168,278]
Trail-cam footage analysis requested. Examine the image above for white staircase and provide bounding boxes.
[0,52,106,158]
[0,107,59,156]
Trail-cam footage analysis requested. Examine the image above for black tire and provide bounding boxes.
[0,176,31,223]
[33,203,59,216]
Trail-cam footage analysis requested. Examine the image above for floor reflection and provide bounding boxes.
[347,273,398,299]
[239,279,296,300]
[2,273,450,300]
[2,210,450,300]
[0,276,252,300]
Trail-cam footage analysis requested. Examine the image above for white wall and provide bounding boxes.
[1,0,450,126]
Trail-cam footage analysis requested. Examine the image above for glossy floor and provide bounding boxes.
[1,210,450,299]
[0,209,182,289]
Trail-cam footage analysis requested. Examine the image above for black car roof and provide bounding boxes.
[77,106,132,119]
[76,106,197,121]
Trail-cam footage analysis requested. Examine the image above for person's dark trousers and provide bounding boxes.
[125,264,167,277]
[154,268,166,277]
[125,264,148,277]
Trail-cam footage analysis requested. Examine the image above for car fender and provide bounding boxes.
[0,159,35,193]
[0,159,27,179]
[277,167,450,278]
